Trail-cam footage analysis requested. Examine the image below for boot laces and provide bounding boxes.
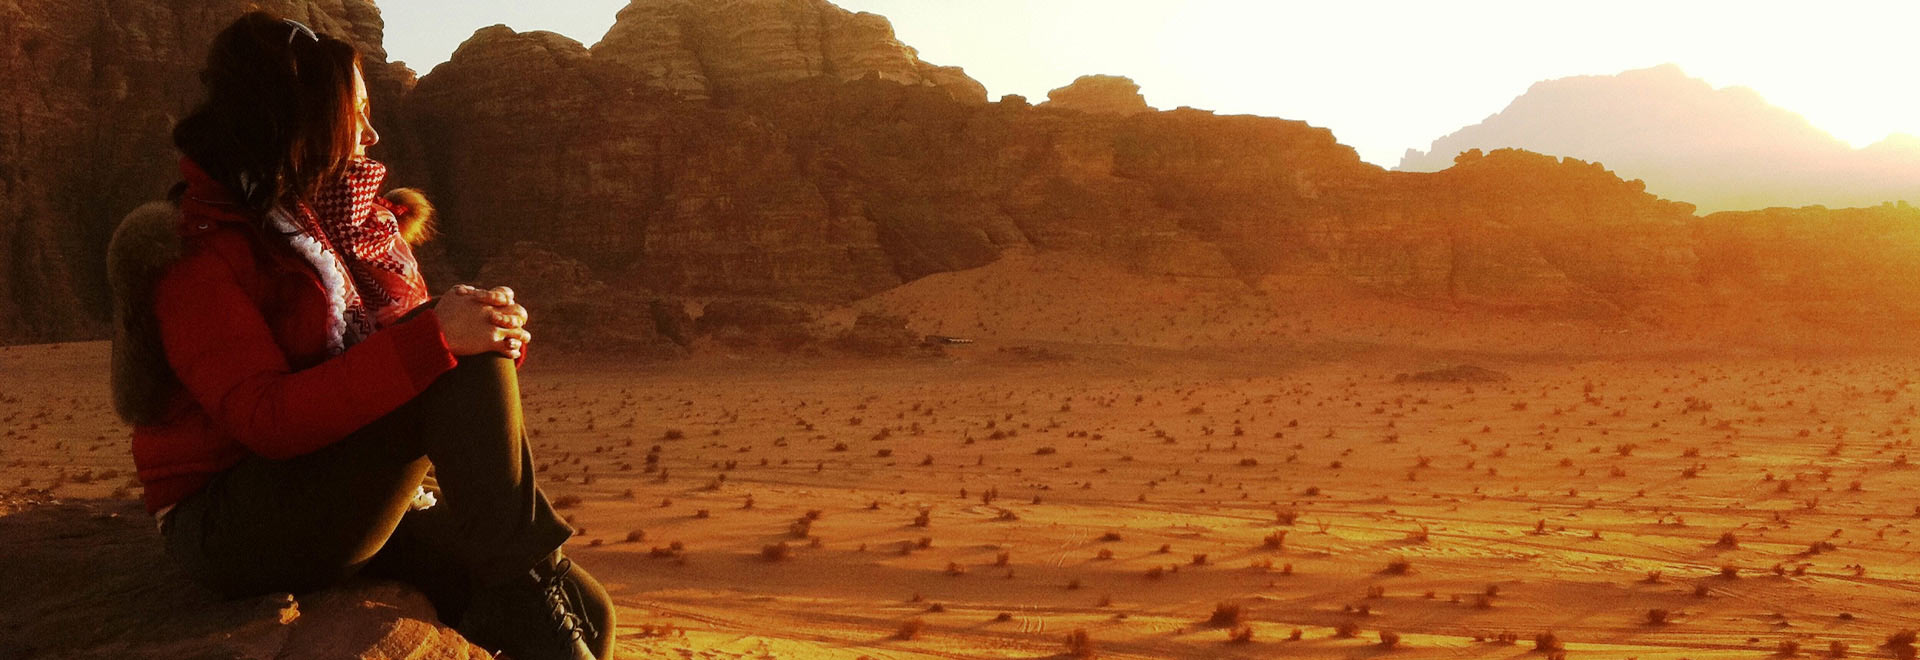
[537,557,597,642]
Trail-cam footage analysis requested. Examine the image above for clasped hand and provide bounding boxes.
[434,284,530,359]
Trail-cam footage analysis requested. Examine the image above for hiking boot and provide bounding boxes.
[458,550,598,660]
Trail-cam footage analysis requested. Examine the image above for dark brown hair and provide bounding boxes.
[172,11,363,213]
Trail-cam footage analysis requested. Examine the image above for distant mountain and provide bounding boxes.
[1398,64,1920,212]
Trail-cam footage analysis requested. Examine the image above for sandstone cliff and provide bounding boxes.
[1041,74,1154,115]
[9,0,1920,352]
[590,0,987,104]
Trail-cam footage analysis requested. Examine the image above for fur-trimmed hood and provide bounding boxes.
[107,187,436,425]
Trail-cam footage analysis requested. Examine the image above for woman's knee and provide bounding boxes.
[421,353,519,403]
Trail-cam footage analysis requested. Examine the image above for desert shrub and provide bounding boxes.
[1888,630,1917,656]
[1209,602,1246,627]
[895,617,925,640]
[1380,630,1402,648]
[760,542,790,561]
[1064,629,1097,658]
[1534,631,1563,652]
[1228,625,1254,643]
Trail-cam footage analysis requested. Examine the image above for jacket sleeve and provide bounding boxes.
[153,250,460,460]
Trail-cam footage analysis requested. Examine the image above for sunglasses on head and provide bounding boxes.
[285,18,317,45]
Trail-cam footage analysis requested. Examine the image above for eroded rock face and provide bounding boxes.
[474,242,689,355]
[1041,75,1153,116]
[10,0,1920,349]
[402,6,1725,324]
[1344,149,1700,310]
[1693,201,1920,321]
[591,0,988,104]
[0,499,488,659]
[0,0,415,345]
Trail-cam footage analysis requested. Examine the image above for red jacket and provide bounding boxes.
[132,157,490,513]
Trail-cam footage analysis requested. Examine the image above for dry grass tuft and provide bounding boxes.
[1064,629,1097,659]
[895,617,925,640]
[1208,601,1246,627]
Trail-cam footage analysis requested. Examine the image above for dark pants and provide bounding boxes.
[160,353,611,654]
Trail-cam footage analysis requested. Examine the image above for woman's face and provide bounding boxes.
[351,66,378,158]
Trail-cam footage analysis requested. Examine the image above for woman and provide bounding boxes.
[106,12,613,660]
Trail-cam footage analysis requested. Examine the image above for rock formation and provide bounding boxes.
[590,0,987,104]
[0,499,488,659]
[9,0,1920,350]
[1397,63,1920,213]
[1694,201,1920,319]
[1041,74,1154,115]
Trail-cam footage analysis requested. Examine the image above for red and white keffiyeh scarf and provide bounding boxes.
[266,157,430,355]
[309,157,430,327]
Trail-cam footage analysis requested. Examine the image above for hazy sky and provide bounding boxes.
[381,0,1920,167]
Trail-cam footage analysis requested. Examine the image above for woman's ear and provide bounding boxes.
[382,188,436,245]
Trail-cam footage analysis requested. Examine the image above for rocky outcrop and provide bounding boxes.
[1352,149,1699,311]
[0,0,417,345]
[0,499,488,659]
[590,0,987,104]
[474,242,689,356]
[1041,75,1153,116]
[1693,201,1920,320]
[10,0,1920,350]
[1398,64,1920,213]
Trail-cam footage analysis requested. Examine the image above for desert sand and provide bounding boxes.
[8,330,1920,660]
